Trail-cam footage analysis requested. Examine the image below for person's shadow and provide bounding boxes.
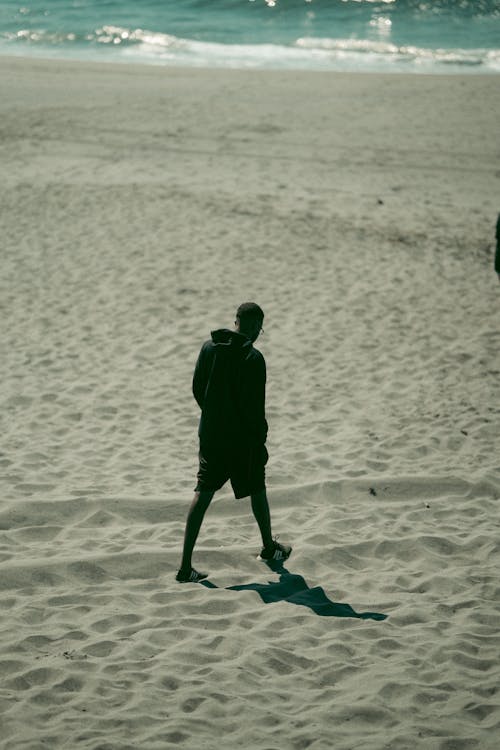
[201,560,387,621]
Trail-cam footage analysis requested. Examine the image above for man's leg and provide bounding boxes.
[179,490,214,573]
[251,488,292,562]
[250,488,273,550]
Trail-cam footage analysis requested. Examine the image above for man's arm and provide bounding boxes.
[242,353,268,445]
[192,343,211,408]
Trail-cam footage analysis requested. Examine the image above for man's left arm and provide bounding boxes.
[192,343,210,408]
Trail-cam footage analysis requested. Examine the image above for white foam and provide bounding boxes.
[1,25,499,73]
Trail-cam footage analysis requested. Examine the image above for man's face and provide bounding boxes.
[248,318,263,343]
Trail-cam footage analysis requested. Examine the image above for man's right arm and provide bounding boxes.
[242,352,268,445]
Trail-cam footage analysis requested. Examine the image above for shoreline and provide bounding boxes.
[1,48,500,76]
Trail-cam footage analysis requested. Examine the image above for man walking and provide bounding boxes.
[176,302,292,583]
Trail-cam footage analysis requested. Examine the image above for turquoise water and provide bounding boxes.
[1,0,499,73]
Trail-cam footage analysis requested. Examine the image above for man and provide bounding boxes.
[176,302,292,583]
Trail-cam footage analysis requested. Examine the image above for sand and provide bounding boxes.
[1,55,499,750]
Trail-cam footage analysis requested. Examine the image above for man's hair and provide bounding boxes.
[236,302,264,329]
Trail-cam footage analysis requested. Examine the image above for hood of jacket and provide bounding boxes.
[210,328,252,351]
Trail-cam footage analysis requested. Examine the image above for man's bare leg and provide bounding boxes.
[250,488,274,550]
[251,488,292,561]
[179,490,215,574]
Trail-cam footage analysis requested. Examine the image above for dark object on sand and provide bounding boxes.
[495,213,500,276]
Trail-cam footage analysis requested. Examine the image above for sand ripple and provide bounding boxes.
[0,478,499,749]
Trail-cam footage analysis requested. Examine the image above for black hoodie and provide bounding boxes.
[192,328,268,451]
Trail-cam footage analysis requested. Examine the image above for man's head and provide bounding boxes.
[235,302,264,343]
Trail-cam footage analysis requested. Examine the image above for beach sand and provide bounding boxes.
[1,55,499,749]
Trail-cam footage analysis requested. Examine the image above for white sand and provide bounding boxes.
[1,55,499,749]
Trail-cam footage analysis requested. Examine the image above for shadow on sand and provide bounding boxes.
[201,561,387,621]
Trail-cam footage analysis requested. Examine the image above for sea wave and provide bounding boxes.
[1,26,499,73]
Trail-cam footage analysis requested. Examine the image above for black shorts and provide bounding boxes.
[195,444,268,499]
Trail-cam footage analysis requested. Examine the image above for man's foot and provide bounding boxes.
[258,539,292,562]
[175,567,208,583]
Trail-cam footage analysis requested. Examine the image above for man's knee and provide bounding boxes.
[193,489,215,510]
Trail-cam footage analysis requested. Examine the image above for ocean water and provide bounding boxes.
[0,0,499,74]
